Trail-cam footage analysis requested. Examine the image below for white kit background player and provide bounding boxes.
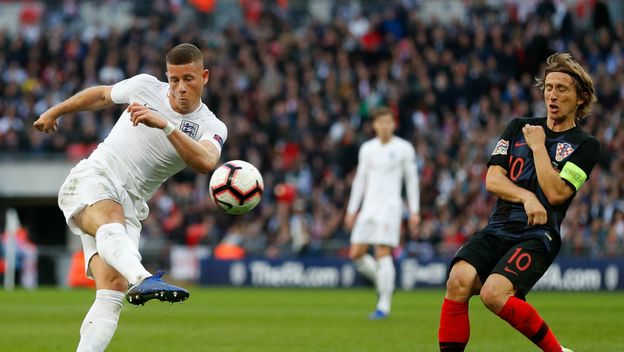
[344,106,421,320]
[34,43,227,351]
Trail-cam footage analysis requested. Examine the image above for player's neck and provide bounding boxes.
[546,116,576,132]
[379,135,392,144]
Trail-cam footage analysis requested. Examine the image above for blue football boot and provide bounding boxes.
[126,271,189,306]
[368,309,389,320]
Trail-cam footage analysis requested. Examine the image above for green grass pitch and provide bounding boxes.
[1,287,623,351]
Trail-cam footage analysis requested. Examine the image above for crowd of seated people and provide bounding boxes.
[0,0,622,260]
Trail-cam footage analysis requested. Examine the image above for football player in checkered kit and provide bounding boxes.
[34,43,227,351]
[438,53,599,352]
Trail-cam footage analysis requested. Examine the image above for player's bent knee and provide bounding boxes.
[480,274,515,312]
[348,245,367,261]
[445,273,474,300]
[479,284,508,313]
[348,251,361,261]
[445,261,479,299]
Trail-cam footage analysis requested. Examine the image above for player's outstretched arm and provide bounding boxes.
[34,86,114,133]
[486,165,547,225]
[126,102,219,174]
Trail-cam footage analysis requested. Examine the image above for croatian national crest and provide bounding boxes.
[180,120,199,140]
[555,142,574,161]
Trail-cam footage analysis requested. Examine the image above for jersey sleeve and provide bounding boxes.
[488,118,522,170]
[346,143,368,214]
[199,117,228,156]
[110,74,159,104]
[559,137,600,191]
[403,143,420,214]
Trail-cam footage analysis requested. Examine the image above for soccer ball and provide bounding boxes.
[209,160,264,215]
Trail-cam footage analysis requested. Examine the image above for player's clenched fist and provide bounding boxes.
[522,124,546,150]
[33,112,58,133]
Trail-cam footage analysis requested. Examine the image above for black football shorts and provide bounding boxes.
[451,231,554,298]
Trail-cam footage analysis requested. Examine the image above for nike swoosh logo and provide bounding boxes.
[143,103,160,113]
[514,142,527,147]
[504,267,519,276]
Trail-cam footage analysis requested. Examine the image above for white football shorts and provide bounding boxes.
[58,159,148,278]
[350,212,401,247]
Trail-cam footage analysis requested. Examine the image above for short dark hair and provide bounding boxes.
[166,43,203,66]
[535,52,597,122]
[369,106,393,121]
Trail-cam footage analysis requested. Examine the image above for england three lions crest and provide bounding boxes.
[180,120,200,140]
[555,142,574,161]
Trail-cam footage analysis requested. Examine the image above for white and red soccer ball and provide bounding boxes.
[209,160,264,215]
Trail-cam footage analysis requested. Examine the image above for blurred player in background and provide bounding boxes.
[345,106,420,320]
[438,53,599,352]
[34,43,227,351]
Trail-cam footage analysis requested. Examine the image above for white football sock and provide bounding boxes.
[354,254,378,286]
[77,289,124,352]
[376,255,395,314]
[95,223,151,285]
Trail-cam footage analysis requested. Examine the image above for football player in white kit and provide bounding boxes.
[345,106,420,319]
[34,43,227,351]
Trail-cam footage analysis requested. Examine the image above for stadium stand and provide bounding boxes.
[0,0,622,269]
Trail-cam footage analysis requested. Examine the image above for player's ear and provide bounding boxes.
[203,69,209,85]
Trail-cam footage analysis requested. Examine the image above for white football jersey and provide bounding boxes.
[87,74,227,200]
[347,136,419,219]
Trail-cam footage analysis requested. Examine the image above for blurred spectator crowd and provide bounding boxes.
[0,0,623,261]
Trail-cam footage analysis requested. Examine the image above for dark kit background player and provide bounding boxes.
[438,52,599,352]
